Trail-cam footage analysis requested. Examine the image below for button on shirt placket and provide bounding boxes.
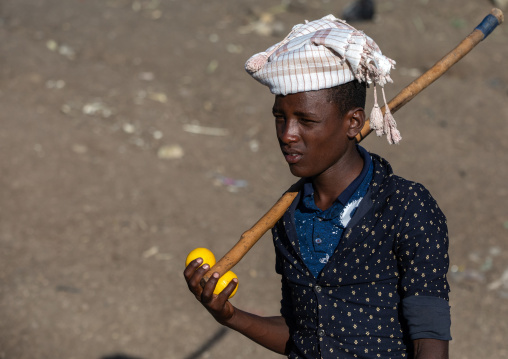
[309,200,350,354]
[312,217,327,352]
[313,217,329,256]
[314,283,326,351]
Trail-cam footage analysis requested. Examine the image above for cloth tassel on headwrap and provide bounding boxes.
[369,85,384,137]
[381,87,401,144]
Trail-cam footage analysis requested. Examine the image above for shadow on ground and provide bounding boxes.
[101,354,145,359]
[99,327,229,359]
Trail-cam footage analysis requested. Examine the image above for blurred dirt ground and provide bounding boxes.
[1,0,508,358]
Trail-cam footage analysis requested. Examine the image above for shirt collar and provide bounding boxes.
[300,145,372,212]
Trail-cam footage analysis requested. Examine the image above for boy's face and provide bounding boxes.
[272,88,360,178]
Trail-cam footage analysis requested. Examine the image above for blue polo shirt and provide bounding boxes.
[295,146,373,278]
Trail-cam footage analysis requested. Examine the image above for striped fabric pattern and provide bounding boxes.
[246,15,395,96]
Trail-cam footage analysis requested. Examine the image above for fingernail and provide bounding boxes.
[202,264,209,270]
[212,272,220,278]
[196,258,203,264]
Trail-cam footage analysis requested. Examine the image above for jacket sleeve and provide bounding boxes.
[394,183,452,340]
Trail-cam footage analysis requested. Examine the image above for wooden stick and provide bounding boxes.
[201,8,504,285]
[201,180,303,285]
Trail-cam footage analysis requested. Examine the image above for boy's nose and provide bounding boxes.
[279,119,300,144]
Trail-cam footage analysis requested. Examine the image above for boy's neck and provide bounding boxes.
[311,147,364,211]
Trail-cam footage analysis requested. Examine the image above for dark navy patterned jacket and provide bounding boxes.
[272,153,450,358]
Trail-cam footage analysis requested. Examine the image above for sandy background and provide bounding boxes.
[1,0,508,358]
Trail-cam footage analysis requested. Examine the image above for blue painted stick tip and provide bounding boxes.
[475,13,500,39]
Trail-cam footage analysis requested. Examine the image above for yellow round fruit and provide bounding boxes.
[185,247,216,268]
[213,271,239,298]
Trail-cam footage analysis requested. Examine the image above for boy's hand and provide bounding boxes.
[185,258,290,355]
[183,258,238,325]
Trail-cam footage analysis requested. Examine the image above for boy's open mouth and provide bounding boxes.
[282,149,303,164]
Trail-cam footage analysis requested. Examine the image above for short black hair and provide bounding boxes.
[326,80,367,117]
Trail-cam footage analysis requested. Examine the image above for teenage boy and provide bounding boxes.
[184,15,451,359]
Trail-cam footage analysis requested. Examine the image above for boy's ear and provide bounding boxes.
[346,108,366,139]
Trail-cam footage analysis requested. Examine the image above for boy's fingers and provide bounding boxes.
[185,263,210,296]
[201,272,220,304]
[217,278,238,300]
[183,257,203,279]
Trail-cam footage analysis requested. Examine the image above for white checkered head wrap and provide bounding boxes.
[245,14,402,144]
